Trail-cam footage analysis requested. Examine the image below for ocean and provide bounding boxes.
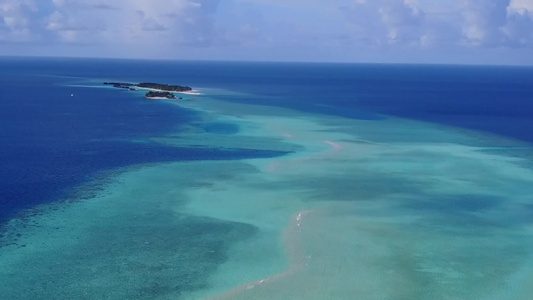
[0,58,288,221]
[1,57,533,299]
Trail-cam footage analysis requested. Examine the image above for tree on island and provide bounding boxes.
[137,83,192,92]
[145,91,178,99]
[104,81,192,98]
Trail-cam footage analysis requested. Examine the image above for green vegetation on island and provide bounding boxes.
[104,81,192,92]
[103,81,193,100]
[137,83,192,92]
[145,91,179,99]
[103,82,137,90]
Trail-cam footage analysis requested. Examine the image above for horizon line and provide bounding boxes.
[1,54,532,68]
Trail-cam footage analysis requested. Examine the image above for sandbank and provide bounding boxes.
[145,96,175,100]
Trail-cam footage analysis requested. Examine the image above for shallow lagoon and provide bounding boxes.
[1,89,533,299]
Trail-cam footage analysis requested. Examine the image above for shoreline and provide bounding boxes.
[135,86,202,95]
[203,210,314,300]
[145,96,175,100]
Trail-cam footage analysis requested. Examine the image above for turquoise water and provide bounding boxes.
[1,58,533,299]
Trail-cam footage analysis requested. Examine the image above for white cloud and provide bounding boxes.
[460,0,510,45]
[340,0,533,48]
[0,0,532,63]
[505,0,533,46]
[341,0,427,45]
[459,0,533,47]
[379,0,425,43]
[43,0,224,46]
[509,0,533,13]
[504,11,533,46]
[0,0,37,41]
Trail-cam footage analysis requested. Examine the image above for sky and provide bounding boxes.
[1,0,532,65]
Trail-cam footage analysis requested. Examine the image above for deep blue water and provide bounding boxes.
[14,57,529,141]
[0,58,288,222]
[1,57,532,222]
[203,62,533,142]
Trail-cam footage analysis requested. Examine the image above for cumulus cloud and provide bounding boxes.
[0,0,38,41]
[380,1,425,43]
[459,0,533,46]
[0,0,532,62]
[341,0,427,46]
[509,0,533,12]
[460,0,510,45]
[44,0,220,45]
[341,0,533,48]
[505,0,533,46]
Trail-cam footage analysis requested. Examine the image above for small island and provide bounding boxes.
[104,81,197,100]
[145,91,181,100]
[103,82,135,89]
[137,82,192,92]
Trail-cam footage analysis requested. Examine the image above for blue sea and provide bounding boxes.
[1,57,533,299]
[0,58,289,222]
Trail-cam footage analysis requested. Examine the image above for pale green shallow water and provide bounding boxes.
[1,92,533,299]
